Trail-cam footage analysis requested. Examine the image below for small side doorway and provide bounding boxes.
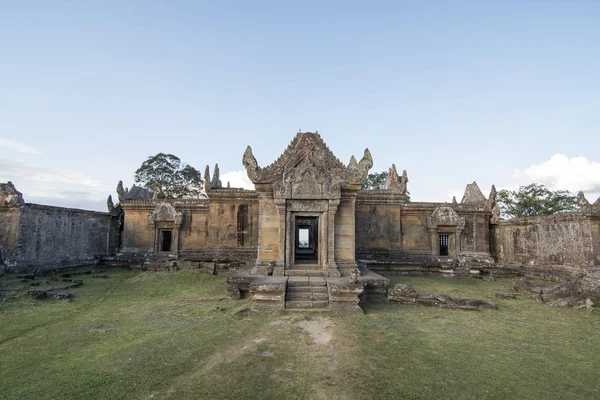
[295,217,318,264]
[161,230,173,252]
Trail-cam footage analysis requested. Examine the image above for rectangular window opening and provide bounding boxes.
[438,234,449,256]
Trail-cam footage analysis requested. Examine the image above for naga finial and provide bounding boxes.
[242,145,260,182]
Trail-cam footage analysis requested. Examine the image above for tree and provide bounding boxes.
[361,171,388,190]
[134,153,205,199]
[496,183,577,218]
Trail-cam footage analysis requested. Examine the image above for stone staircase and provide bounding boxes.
[285,264,328,277]
[285,277,329,310]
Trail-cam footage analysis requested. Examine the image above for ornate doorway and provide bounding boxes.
[295,217,318,264]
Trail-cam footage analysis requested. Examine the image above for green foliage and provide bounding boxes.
[134,153,204,199]
[497,183,578,218]
[361,171,388,190]
[361,171,411,201]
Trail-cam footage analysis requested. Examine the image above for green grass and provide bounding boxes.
[1,270,599,400]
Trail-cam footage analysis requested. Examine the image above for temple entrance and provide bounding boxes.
[160,230,172,252]
[294,217,318,264]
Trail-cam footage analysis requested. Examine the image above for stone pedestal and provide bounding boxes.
[250,276,288,311]
[327,278,364,313]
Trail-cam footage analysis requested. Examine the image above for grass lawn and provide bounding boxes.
[1,269,599,400]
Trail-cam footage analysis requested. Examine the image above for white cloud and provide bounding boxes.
[0,158,113,211]
[0,138,44,154]
[513,154,600,195]
[220,170,254,190]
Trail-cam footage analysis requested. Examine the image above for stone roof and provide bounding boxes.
[461,182,487,204]
[243,132,371,185]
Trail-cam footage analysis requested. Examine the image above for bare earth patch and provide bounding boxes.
[296,317,332,345]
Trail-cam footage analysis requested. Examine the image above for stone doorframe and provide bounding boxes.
[427,205,465,258]
[148,202,183,256]
[275,199,340,275]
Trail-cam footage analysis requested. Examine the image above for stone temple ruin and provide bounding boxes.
[1,132,599,312]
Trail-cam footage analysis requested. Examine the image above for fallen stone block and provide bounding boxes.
[540,281,581,303]
[512,279,549,294]
[547,295,593,309]
[388,284,418,299]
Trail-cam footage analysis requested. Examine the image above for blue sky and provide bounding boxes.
[1,1,599,210]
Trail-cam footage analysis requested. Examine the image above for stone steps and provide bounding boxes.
[285,277,329,310]
[286,300,329,309]
[287,277,327,287]
[286,292,329,301]
[285,269,328,277]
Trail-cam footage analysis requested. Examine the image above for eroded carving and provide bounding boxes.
[148,202,182,225]
[578,191,600,215]
[0,181,24,206]
[287,200,329,212]
[385,164,408,194]
[461,181,487,205]
[116,180,152,202]
[211,164,222,189]
[243,132,372,191]
[427,205,465,230]
[106,195,123,217]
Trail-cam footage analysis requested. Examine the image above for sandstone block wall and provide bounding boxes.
[355,192,491,264]
[0,207,21,258]
[493,214,600,267]
[2,204,119,271]
[120,190,259,262]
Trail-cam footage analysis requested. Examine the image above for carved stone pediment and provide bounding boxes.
[244,132,372,199]
[148,202,182,225]
[461,182,487,205]
[427,205,465,230]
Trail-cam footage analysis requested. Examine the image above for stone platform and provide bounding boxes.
[226,266,389,312]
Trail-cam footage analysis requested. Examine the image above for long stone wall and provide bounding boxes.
[120,189,259,262]
[492,213,600,279]
[355,191,492,267]
[2,204,120,271]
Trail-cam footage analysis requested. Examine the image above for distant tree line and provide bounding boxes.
[496,183,577,219]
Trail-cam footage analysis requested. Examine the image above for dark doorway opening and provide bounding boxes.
[295,217,318,264]
[161,230,173,252]
[438,234,449,256]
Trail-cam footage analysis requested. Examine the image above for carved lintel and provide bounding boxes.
[287,200,328,212]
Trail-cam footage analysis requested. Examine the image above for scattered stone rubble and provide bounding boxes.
[387,284,498,311]
[23,281,83,300]
[510,278,596,310]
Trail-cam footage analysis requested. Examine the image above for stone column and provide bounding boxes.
[172,215,182,257]
[429,229,438,256]
[455,227,463,257]
[327,199,340,275]
[274,199,286,276]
